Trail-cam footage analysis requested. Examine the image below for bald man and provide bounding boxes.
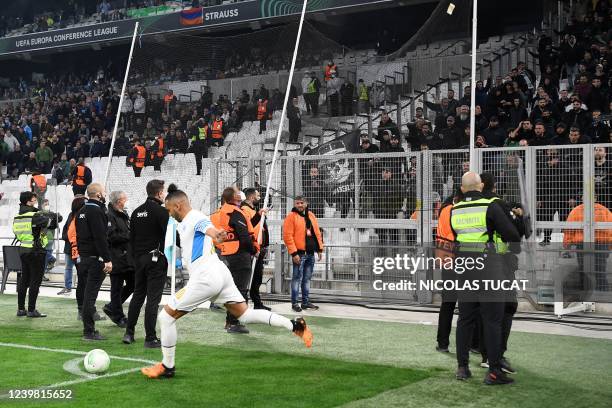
[450,172,520,385]
[76,182,113,341]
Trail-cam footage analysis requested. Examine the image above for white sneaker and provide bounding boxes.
[480,360,489,369]
[57,288,71,295]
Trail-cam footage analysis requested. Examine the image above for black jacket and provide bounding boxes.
[242,202,269,248]
[228,209,257,256]
[76,199,112,262]
[108,204,135,274]
[455,191,521,253]
[130,197,169,259]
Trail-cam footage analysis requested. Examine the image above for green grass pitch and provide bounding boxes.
[0,295,611,408]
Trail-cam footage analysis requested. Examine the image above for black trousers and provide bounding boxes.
[152,157,163,171]
[75,261,85,312]
[259,118,267,134]
[304,93,313,113]
[126,253,167,340]
[133,166,142,177]
[80,258,106,335]
[106,273,135,321]
[72,185,86,196]
[456,301,505,370]
[224,252,252,325]
[329,93,339,116]
[249,248,267,307]
[436,292,456,349]
[193,146,207,175]
[479,298,518,360]
[17,251,46,312]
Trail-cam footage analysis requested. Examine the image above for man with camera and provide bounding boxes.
[12,192,54,318]
[123,180,169,348]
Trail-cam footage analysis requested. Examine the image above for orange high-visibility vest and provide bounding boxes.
[74,165,87,186]
[67,217,79,260]
[130,145,146,168]
[212,120,223,139]
[32,175,47,192]
[152,137,165,159]
[257,100,267,120]
[210,203,259,256]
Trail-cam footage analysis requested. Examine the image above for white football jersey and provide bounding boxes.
[177,209,219,271]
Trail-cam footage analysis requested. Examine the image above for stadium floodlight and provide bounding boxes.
[104,22,139,190]
[249,0,309,290]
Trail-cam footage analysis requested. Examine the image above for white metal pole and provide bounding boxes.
[104,21,139,190]
[469,0,478,172]
[248,0,309,290]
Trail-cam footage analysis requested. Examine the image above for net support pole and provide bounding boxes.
[248,0,309,290]
[104,21,139,190]
[469,0,478,172]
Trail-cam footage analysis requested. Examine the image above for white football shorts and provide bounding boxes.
[168,260,245,312]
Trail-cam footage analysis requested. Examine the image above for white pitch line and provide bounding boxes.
[0,342,156,399]
[0,342,156,364]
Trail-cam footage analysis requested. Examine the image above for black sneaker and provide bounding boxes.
[301,302,319,310]
[116,317,128,329]
[456,366,472,381]
[500,357,517,374]
[83,331,106,341]
[292,304,302,312]
[484,369,514,385]
[436,345,450,353]
[122,333,135,344]
[254,304,271,311]
[16,309,27,317]
[27,310,47,318]
[144,338,162,348]
[226,324,250,334]
[469,348,480,354]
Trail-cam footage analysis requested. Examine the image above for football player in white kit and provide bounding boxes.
[142,185,313,379]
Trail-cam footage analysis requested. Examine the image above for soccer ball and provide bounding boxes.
[84,349,110,374]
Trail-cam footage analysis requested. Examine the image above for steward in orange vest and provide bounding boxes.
[151,135,166,171]
[257,99,268,134]
[30,172,47,208]
[128,140,147,177]
[210,116,225,147]
[71,160,92,196]
[210,187,259,330]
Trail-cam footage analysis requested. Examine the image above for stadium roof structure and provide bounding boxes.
[0,0,437,59]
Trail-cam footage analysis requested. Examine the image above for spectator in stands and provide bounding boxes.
[563,126,591,145]
[530,121,554,146]
[25,152,38,173]
[287,97,302,143]
[537,148,572,244]
[35,140,54,173]
[99,0,112,22]
[340,79,355,116]
[374,168,404,245]
[327,73,342,117]
[382,135,404,175]
[425,97,454,130]
[482,116,506,147]
[439,116,464,149]
[560,35,583,89]
[4,130,20,152]
[594,147,612,210]
[455,105,470,130]
[121,92,134,131]
[6,144,24,178]
[584,77,607,113]
[302,164,329,219]
[134,91,146,124]
[587,108,610,143]
[324,61,337,82]
[376,111,400,148]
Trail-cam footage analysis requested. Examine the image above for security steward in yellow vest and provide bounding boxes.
[450,172,520,385]
[211,187,259,334]
[12,191,53,318]
[241,187,270,311]
[192,119,209,176]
